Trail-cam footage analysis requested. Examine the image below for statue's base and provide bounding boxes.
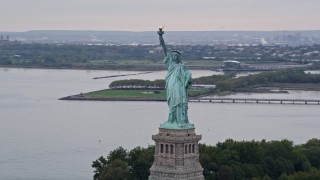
[149,128,204,180]
[159,122,194,130]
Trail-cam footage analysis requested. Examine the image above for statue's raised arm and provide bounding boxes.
[157,26,167,57]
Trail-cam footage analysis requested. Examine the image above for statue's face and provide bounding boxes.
[172,52,181,63]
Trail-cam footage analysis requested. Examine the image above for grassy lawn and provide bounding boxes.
[85,89,167,100]
[84,88,212,100]
[188,88,213,97]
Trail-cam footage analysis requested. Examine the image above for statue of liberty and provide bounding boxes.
[158,27,194,129]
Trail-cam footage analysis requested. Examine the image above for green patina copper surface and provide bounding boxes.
[157,27,194,129]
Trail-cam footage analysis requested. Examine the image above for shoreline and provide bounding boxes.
[60,85,320,102]
[59,93,320,105]
[59,94,167,102]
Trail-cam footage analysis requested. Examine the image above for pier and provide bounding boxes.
[92,72,152,79]
[189,97,320,105]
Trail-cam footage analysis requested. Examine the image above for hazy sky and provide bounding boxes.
[1,0,320,31]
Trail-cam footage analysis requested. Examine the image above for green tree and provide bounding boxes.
[199,143,218,179]
[279,168,320,180]
[106,146,128,164]
[217,165,234,180]
[93,138,320,180]
[99,159,130,180]
[127,146,154,180]
[91,156,107,180]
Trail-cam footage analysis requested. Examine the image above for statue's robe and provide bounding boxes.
[164,54,192,125]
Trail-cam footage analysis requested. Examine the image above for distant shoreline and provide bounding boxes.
[0,64,216,71]
[59,94,166,102]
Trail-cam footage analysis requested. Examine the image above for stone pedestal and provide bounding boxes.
[149,128,204,180]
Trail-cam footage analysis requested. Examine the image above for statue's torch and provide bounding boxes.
[157,26,164,35]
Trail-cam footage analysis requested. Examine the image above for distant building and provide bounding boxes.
[0,35,21,45]
[222,60,241,69]
[192,84,216,89]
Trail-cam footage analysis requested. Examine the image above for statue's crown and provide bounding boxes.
[172,50,181,55]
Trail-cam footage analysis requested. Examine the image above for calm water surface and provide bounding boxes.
[0,68,319,180]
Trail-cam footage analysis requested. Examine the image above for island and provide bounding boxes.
[60,70,320,102]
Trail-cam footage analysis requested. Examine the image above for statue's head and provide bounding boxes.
[171,50,181,63]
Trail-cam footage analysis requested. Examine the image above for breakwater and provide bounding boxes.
[93,71,152,79]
